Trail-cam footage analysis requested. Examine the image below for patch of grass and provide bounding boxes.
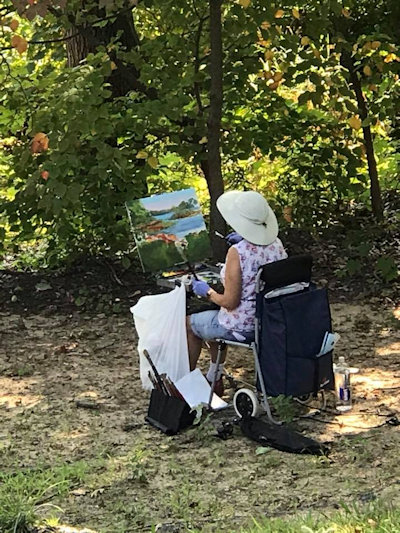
[5,365,34,377]
[167,479,222,527]
[168,480,196,524]
[16,366,34,377]
[336,435,376,466]
[0,461,88,533]
[88,447,150,490]
[241,502,400,533]
[109,500,151,532]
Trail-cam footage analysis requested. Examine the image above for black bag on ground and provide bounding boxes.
[240,416,329,455]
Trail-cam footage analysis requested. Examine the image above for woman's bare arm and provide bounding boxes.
[207,247,242,311]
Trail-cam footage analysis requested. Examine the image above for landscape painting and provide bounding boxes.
[127,188,211,271]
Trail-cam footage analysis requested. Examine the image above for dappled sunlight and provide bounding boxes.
[353,367,399,412]
[57,526,98,533]
[230,364,254,382]
[0,376,44,411]
[376,341,400,356]
[317,411,389,439]
[1,300,398,531]
[0,393,43,409]
[318,366,399,439]
[52,429,91,442]
[353,367,399,393]
[76,390,100,399]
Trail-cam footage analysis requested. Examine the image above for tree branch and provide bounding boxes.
[0,51,30,107]
[193,10,207,114]
[29,33,80,45]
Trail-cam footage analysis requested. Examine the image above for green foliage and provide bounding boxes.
[376,256,398,282]
[270,395,297,423]
[0,0,399,266]
[128,448,148,484]
[334,218,399,284]
[127,200,153,226]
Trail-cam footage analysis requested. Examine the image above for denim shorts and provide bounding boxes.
[190,310,254,343]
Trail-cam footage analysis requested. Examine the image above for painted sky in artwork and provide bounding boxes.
[139,188,199,212]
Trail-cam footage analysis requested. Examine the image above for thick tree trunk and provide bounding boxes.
[345,56,383,220]
[206,0,226,261]
[66,28,90,67]
[65,4,149,98]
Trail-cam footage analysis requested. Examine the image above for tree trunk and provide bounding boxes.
[65,4,150,98]
[66,28,91,67]
[345,56,383,220]
[206,0,226,261]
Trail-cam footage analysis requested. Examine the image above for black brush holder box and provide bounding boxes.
[145,389,195,435]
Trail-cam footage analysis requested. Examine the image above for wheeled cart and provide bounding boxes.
[210,255,335,423]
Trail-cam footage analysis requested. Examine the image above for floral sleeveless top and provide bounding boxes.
[218,238,287,332]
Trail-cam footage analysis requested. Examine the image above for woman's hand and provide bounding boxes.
[192,279,211,298]
[225,232,243,245]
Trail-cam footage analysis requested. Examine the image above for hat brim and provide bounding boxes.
[217,191,279,245]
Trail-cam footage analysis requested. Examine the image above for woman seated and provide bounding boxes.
[186,190,287,395]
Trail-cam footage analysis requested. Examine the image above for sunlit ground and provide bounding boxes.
[56,527,98,533]
[0,302,398,532]
[0,376,44,410]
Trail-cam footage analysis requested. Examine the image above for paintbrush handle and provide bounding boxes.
[166,377,184,400]
[148,370,160,391]
[188,262,199,280]
[160,373,172,396]
[143,349,168,395]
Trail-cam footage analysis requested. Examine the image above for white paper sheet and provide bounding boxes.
[175,368,228,410]
[317,332,341,357]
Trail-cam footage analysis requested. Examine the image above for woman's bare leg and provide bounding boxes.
[208,341,227,364]
[186,316,203,370]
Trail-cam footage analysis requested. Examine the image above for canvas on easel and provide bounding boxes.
[126,188,211,272]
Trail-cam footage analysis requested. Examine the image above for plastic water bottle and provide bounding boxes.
[334,356,352,412]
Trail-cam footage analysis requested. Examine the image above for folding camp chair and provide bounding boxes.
[208,255,335,424]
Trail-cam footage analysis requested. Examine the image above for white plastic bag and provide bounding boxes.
[130,284,190,390]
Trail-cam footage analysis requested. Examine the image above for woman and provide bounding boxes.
[186,190,287,395]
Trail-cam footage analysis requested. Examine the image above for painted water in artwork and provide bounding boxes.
[127,188,211,271]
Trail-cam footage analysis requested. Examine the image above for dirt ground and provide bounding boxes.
[0,294,399,532]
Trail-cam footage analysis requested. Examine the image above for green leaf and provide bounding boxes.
[255,447,271,455]
[376,257,398,282]
[298,92,311,105]
[53,181,67,198]
[346,258,362,276]
[121,256,131,269]
[66,183,83,204]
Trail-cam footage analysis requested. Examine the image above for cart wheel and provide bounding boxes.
[233,388,261,419]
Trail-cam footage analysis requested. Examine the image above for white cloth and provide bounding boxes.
[264,282,309,299]
[131,284,190,390]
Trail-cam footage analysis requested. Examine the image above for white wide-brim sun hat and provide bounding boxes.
[217,190,279,246]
